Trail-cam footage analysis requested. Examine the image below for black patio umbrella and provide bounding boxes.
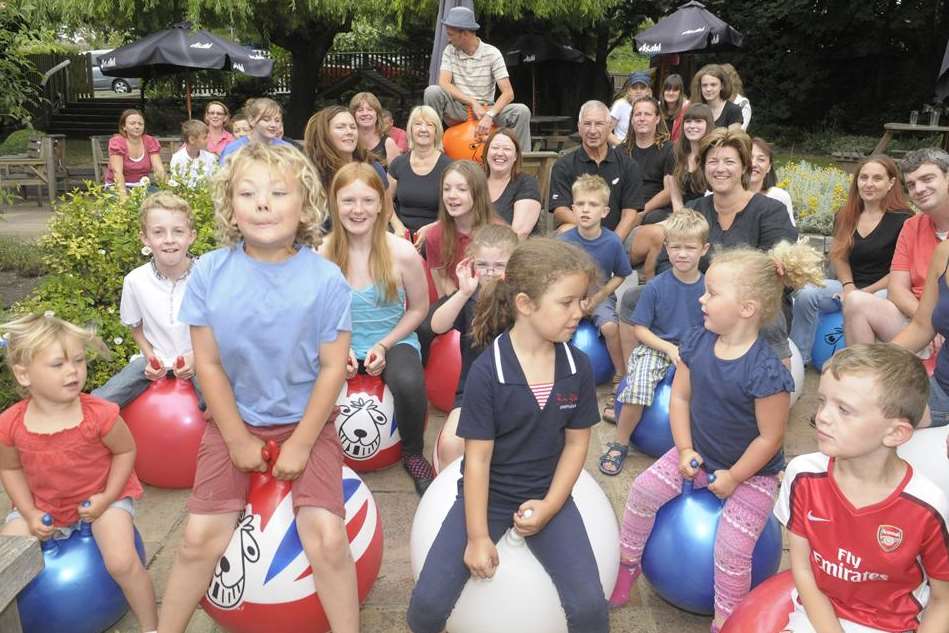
[504,35,588,113]
[634,1,743,56]
[100,22,273,117]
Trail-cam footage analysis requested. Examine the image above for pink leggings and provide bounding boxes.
[619,448,780,621]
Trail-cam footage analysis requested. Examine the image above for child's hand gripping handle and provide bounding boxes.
[175,355,185,370]
[149,356,162,371]
[508,508,534,544]
[261,440,280,472]
[685,458,716,493]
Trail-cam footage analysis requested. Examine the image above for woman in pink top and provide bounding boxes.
[105,108,165,200]
[203,100,234,155]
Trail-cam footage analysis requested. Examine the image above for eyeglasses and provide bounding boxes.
[474,261,506,274]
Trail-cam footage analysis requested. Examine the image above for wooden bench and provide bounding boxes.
[0,135,67,205]
[91,135,185,183]
[0,535,43,633]
[521,151,561,234]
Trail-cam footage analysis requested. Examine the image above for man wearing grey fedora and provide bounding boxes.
[424,6,532,151]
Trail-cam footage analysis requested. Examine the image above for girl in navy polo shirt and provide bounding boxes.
[609,242,824,633]
[408,239,608,633]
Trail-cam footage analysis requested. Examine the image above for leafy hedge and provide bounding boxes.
[2,182,218,408]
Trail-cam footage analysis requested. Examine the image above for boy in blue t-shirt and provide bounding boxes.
[599,209,709,475]
[559,174,633,388]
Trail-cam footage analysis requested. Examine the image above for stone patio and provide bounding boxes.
[0,202,823,632]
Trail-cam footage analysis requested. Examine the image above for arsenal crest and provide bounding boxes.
[877,525,903,553]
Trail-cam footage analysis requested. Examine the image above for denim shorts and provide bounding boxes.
[5,496,135,538]
[928,375,949,428]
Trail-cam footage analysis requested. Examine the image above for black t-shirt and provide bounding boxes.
[655,193,798,275]
[548,145,643,231]
[627,142,674,210]
[453,294,481,403]
[714,101,744,128]
[845,210,913,288]
[491,173,541,229]
[389,152,453,233]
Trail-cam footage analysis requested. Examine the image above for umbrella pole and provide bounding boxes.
[186,77,192,119]
[532,66,537,114]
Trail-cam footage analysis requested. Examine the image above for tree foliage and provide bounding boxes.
[0,7,44,127]
[705,0,949,132]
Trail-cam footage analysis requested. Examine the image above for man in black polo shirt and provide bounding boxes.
[549,100,643,241]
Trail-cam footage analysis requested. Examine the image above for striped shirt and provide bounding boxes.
[440,41,508,104]
[529,382,554,409]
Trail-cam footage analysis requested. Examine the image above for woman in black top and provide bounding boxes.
[643,126,797,361]
[388,105,453,239]
[350,91,402,166]
[625,96,675,279]
[690,64,743,128]
[483,128,541,239]
[790,156,912,364]
[660,73,689,142]
[669,103,715,210]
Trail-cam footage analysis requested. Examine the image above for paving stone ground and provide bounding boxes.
[0,204,822,632]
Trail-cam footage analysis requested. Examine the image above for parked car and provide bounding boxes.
[89,49,141,93]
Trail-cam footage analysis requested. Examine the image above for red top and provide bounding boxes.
[890,213,941,300]
[389,126,409,153]
[206,130,235,155]
[0,393,143,526]
[104,134,161,185]
[775,452,949,631]
[425,222,472,287]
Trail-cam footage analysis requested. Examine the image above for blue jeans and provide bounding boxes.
[790,281,843,364]
[92,356,204,409]
[929,375,949,428]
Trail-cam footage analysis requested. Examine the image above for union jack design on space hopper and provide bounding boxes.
[202,442,383,633]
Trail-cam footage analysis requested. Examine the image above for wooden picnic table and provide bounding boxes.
[530,115,574,136]
[0,535,43,633]
[872,122,949,155]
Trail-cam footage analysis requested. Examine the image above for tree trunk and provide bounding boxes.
[278,35,336,137]
[267,14,351,137]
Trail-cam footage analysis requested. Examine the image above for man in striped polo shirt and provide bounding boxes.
[424,6,532,152]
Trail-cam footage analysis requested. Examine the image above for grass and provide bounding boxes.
[607,41,650,75]
[64,138,94,167]
[0,236,47,277]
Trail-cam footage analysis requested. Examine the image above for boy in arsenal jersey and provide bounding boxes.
[774,344,949,633]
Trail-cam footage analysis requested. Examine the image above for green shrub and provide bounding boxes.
[0,236,47,276]
[777,160,851,236]
[0,129,42,156]
[2,182,217,408]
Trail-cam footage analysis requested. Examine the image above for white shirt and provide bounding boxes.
[120,261,194,367]
[610,98,633,143]
[169,147,217,187]
[765,186,795,226]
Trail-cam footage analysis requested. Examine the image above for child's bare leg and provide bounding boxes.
[614,403,644,447]
[296,507,359,633]
[601,321,625,377]
[158,512,238,633]
[1,517,29,536]
[437,408,465,469]
[619,321,638,368]
[92,507,157,632]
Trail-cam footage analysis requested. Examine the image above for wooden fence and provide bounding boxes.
[26,52,95,106]
[150,50,430,97]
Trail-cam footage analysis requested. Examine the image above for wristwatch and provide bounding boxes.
[485,110,497,118]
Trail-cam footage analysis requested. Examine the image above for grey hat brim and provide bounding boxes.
[442,17,479,30]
